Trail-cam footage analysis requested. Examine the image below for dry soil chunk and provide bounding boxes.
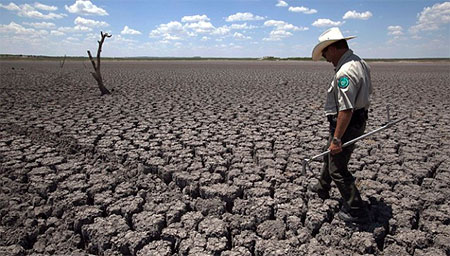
[221,246,252,256]
[199,183,242,203]
[73,205,103,232]
[132,212,165,238]
[181,211,204,230]
[381,243,410,256]
[233,197,274,224]
[198,217,229,238]
[137,240,172,256]
[178,231,208,255]
[350,231,378,255]
[166,201,188,225]
[257,219,286,240]
[106,195,144,219]
[111,231,150,255]
[81,214,129,254]
[206,236,229,254]
[254,239,296,256]
[193,198,226,216]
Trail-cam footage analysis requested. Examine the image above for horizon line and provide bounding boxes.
[1,54,449,62]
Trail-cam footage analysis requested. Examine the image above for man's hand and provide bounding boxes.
[330,109,353,155]
[329,139,342,155]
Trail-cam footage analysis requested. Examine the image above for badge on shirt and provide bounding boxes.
[338,76,349,89]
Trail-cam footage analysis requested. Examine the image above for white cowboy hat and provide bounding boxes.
[311,27,356,61]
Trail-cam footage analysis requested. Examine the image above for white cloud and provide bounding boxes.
[34,2,57,12]
[229,23,257,30]
[264,20,308,31]
[387,34,408,45]
[225,12,265,22]
[1,3,65,19]
[150,21,187,40]
[23,21,56,29]
[214,42,243,50]
[271,30,292,37]
[263,30,293,41]
[50,30,64,36]
[211,26,231,36]
[0,22,35,34]
[112,34,137,44]
[409,2,450,33]
[58,25,92,33]
[65,0,108,16]
[233,32,251,40]
[65,36,79,41]
[276,1,288,7]
[263,20,308,41]
[121,26,142,35]
[288,6,317,14]
[23,10,65,19]
[264,20,286,27]
[149,17,238,41]
[343,10,373,20]
[73,25,92,32]
[387,25,404,35]
[184,21,216,34]
[163,36,181,41]
[181,15,210,23]
[0,3,20,11]
[0,22,49,38]
[312,19,343,27]
[74,17,108,27]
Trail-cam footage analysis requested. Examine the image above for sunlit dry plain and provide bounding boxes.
[1,60,449,255]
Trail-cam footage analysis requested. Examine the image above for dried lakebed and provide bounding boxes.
[0,60,449,256]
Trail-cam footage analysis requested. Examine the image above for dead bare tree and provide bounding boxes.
[87,31,112,95]
[58,54,66,77]
[59,54,66,69]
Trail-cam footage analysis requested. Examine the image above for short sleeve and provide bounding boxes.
[336,73,359,111]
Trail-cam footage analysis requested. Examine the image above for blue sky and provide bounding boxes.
[1,0,449,58]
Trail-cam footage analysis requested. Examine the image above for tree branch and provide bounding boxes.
[87,50,97,71]
[96,32,111,74]
[87,31,112,95]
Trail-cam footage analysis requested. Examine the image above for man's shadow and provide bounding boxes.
[367,196,393,228]
[343,196,393,250]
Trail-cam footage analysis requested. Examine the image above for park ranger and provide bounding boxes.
[311,27,372,223]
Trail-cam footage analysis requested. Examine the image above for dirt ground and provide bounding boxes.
[0,60,449,256]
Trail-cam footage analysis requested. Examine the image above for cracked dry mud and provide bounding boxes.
[0,60,449,256]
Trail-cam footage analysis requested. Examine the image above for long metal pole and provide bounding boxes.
[302,115,407,175]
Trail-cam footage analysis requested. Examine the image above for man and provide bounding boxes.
[311,27,372,223]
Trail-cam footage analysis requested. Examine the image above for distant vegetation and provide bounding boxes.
[1,54,449,62]
[0,54,259,61]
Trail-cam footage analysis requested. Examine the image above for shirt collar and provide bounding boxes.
[334,49,353,72]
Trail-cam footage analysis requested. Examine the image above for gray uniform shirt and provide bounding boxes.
[324,49,372,116]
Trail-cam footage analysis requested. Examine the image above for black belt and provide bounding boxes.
[327,108,368,124]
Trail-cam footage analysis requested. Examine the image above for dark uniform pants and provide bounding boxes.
[318,110,367,212]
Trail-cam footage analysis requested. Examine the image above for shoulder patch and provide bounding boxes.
[338,76,349,89]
